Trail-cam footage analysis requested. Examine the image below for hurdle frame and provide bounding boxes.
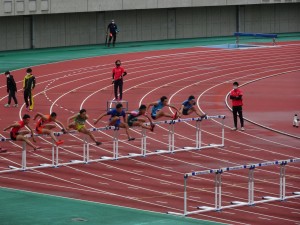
[234,32,278,47]
[0,115,225,173]
[168,158,300,216]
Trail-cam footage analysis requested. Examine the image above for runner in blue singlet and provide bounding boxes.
[147,96,179,120]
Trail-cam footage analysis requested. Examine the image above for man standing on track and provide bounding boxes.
[112,60,127,101]
[147,96,180,120]
[230,82,245,131]
[3,114,40,150]
[34,112,67,146]
[4,71,18,108]
[107,19,118,47]
[23,68,36,111]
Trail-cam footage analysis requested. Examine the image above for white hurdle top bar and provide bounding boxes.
[185,158,300,177]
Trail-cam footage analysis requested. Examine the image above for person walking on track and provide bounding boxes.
[178,95,206,118]
[23,68,36,111]
[34,112,67,146]
[147,96,180,120]
[3,114,40,150]
[94,103,135,141]
[107,19,118,47]
[230,82,245,131]
[4,71,18,108]
[67,109,102,146]
[112,60,127,101]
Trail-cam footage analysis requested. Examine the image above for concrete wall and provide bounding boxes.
[239,3,300,33]
[0,3,299,51]
[1,0,300,17]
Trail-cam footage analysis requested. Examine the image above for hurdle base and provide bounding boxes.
[101,156,118,161]
[8,166,20,170]
[70,160,85,163]
[231,201,246,205]
[128,153,143,157]
[197,206,215,210]
[262,196,278,200]
[167,211,185,216]
[155,150,170,153]
[293,192,300,195]
[39,163,56,168]
[183,147,201,150]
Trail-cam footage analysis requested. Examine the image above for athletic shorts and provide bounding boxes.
[128,118,138,127]
[75,123,85,131]
[36,126,44,134]
[111,119,121,127]
[182,108,189,116]
[10,131,19,141]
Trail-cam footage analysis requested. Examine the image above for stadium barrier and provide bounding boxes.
[168,158,300,216]
[0,115,225,173]
[234,32,277,46]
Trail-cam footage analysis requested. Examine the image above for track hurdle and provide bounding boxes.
[0,115,225,173]
[141,115,225,156]
[234,32,277,46]
[168,158,300,216]
[0,126,116,173]
[56,126,117,165]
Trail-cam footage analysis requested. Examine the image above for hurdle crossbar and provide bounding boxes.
[168,158,300,216]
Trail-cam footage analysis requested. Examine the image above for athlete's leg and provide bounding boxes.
[119,122,134,140]
[29,91,34,110]
[16,134,37,150]
[79,127,101,145]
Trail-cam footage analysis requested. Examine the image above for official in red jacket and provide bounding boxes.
[230,82,244,131]
[112,60,127,101]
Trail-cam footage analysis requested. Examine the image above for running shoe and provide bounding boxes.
[56,140,64,146]
[200,114,207,119]
[172,112,178,120]
[128,137,135,141]
[13,104,18,107]
[34,146,42,151]
[240,127,245,131]
[150,124,155,132]
[4,104,10,107]
[96,141,102,146]
[0,149,7,153]
[231,127,237,131]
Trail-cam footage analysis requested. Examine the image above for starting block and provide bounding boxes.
[107,100,128,111]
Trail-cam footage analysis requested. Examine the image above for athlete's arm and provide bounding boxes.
[53,119,68,132]
[67,114,77,125]
[94,112,107,125]
[179,105,184,115]
[3,123,20,131]
[167,104,179,112]
[147,102,157,112]
[32,76,36,89]
[33,112,44,121]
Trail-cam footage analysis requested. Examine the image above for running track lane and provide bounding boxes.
[0,42,300,225]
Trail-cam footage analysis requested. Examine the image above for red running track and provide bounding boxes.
[0,42,300,225]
